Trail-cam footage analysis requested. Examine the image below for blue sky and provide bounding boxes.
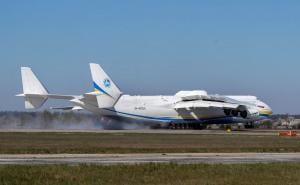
[0,1,299,114]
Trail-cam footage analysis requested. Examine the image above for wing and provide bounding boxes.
[174,100,240,110]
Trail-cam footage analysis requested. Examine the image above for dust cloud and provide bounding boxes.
[0,111,148,130]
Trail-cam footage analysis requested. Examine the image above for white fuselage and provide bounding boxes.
[90,94,272,126]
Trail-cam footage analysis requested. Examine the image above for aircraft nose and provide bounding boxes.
[257,103,273,117]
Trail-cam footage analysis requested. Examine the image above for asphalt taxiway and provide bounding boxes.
[0,153,299,165]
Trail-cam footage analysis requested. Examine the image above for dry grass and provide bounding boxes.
[0,132,299,154]
[0,163,300,185]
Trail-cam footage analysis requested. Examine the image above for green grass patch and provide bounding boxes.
[0,132,299,154]
[0,163,299,185]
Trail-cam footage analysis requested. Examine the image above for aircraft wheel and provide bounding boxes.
[168,123,175,129]
[245,124,254,129]
[245,121,255,128]
[196,125,206,130]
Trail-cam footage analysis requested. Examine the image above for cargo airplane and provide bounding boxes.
[17,63,272,129]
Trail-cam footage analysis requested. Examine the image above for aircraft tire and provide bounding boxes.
[245,122,255,129]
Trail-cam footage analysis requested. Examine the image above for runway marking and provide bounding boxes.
[0,153,299,165]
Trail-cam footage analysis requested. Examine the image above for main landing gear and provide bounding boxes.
[168,123,206,130]
[244,122,255,129]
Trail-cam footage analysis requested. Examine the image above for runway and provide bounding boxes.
[0,153,299,165]
[0,129,294,136]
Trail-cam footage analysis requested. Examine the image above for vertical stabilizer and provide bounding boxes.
[20,67,48,109]
[89,63,122,108]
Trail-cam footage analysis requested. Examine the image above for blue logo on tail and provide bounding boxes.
[103,78,111,88]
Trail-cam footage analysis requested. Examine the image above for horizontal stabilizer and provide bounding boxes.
[24,96,47,109]
[18,67,79,109]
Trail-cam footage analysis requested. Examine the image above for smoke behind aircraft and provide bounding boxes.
[0,111,148,130]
